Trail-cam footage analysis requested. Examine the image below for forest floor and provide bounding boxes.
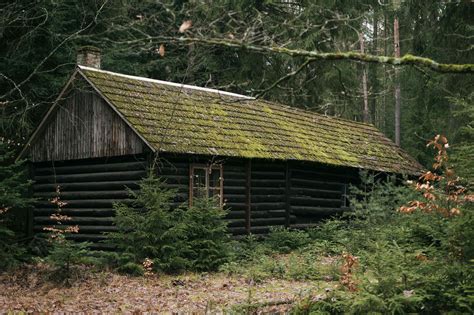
[0,263,335,313]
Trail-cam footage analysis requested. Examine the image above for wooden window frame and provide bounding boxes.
[189,164,224,208]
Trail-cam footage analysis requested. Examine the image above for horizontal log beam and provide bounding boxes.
[291,178,343,189]
[34,170,146,184]
[34,190,134,200]
[33,180,140,192]
[251,179,285,187]
[34,216,115,225]
[35,199,134,208]
[34,208,115,217]
[290,196,342,207]
[251,202,286,211]
[251,171,285,180]
[34,161,146,176]
[291,206,346,217]
[34,225,117,233]
[290,187,341,198]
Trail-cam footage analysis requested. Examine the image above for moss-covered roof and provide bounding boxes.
[79,66,422,174]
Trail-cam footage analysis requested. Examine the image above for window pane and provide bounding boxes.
[209,168,221,188]
[209,188,221,199]
[193,168,206,189]
[192,168,207,200]
[193,188,207,199]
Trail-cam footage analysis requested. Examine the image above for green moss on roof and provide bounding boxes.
[79,67,422,175]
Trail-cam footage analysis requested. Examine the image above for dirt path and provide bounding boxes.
[0,267,331,313]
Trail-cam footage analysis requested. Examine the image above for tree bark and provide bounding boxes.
[360,32,369,123]
[371,13,379,127]
[394,16,401,146]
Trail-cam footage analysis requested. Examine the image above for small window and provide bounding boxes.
[190,164,223,207]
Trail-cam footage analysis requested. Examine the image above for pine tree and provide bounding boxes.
[0,138,34,270]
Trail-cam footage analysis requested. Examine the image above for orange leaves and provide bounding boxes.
[399,135,472,217]
[428,134,450,170]
[43,186,79,239]
[143,258,154,276]
[399,200,426,214]
[0,206,10,214]
[179,20,192,33]
[340,252,358,292]
[157,44,165,57]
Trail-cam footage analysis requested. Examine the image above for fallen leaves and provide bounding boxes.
[0,266,330,313]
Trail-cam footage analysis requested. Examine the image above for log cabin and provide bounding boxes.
[18,47,422,241]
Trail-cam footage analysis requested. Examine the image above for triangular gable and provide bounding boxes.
[17,68,154,162]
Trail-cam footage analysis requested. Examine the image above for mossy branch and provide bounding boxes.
[158,37,473,74]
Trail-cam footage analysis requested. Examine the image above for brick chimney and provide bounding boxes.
[76,46,101,69]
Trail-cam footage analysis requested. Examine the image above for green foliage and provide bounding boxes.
[45,235,93,283]
[117,262,145,276]
[290,171,474,314]
[107,172,231,273]
[265,226,311,253]
[106,173,177,262]
[0,140,34,271]
[450,92,474,183]
[163,198,231,272]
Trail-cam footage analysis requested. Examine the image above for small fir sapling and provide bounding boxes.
[44,186,91,282]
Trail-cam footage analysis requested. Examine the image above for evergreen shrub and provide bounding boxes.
[0,139,34,271]
[107,172,232,273]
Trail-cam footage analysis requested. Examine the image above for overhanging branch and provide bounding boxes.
[145,36,474,74]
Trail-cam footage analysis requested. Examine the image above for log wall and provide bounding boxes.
[32,155,147,247]
[31,153,358,241]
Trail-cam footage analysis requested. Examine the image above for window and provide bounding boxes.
[190,164,223,207]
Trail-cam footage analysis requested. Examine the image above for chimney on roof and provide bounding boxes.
[76,46,101,69]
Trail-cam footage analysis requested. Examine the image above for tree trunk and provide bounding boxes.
[371,13,379,128]
[360,32,369,123]
[394,16,401,146]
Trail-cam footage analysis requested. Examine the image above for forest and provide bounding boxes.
[1,0,473,313]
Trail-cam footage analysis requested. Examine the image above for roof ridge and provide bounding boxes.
[78,65,253,100]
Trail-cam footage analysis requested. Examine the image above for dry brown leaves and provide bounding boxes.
[0,265,330,313]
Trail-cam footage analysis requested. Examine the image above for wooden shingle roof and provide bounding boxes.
[78,66,422,174]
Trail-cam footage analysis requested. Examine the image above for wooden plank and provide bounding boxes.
[29,89,145,162]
